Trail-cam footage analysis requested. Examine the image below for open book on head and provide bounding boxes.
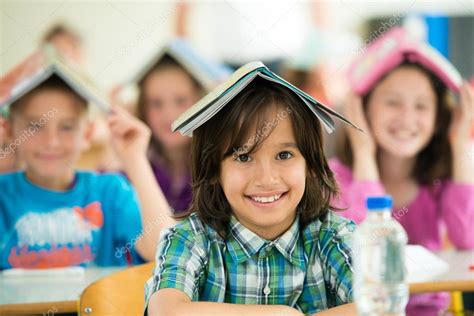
[172,61,361,137]
[0,44,109,115]
[132,38,232,92]
[347,26,462,96]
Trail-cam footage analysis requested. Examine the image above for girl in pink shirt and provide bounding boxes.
[330,27,474,315]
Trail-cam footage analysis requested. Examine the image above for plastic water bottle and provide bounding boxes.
[353,195,409,316]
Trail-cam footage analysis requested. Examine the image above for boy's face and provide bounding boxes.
[219,108,306,240]
[8,89,92,187]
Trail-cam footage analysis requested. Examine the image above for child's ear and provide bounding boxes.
[81,121,95,152]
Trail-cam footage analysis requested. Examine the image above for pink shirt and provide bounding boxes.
[329,158,474,314]
[329,158,474,251]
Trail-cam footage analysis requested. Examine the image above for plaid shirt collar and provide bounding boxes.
[226,215,306,269]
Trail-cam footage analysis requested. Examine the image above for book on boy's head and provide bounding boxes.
[172,61,361,137]
[347,26,462,96]
[0,44,109,114]
[132,38,232,92]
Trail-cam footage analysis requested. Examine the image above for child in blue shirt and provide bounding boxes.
[0,74,175,269]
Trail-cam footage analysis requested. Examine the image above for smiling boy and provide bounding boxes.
[0,74,173,269]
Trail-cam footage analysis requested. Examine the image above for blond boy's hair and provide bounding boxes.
[9,75,88,120]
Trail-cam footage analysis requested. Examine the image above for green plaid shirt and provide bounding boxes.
[145,211,355,314]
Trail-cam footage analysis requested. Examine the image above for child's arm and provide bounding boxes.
[148,290,357,316]
[449,82,474,184]
[343,93,379,182]
[329,94,386,224]
[309,303,356,315]
[441,82,474,249]
[147,289,303,316]
[108,106,176,261]
[439,180,474,249]
[319,213,355,306]
[329,159,385,224]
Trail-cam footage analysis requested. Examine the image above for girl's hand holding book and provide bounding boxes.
[344,92,380,181]
[449,81,474,184]
[344,92,376,159]
[449,81,474,150]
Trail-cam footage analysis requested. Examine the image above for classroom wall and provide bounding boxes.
[1,0,472,91]
[0,0,176,91]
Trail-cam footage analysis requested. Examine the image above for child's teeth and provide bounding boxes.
[252,194,282,203]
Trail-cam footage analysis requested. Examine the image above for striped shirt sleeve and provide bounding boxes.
[318,211,355,306]
[144,222,208,306]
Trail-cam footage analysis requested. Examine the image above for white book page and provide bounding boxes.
[406,245,449,283]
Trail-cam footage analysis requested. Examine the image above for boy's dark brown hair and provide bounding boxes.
[136,55,203,163]
[182,77,339,237]
[336,62,454,184]
[9,74,87,120]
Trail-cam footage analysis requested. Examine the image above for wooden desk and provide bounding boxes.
[79,262,154,315]
[0,266,123,315]
[409,250,474,293]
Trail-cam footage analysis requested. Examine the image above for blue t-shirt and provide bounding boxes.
[0,171,144,269]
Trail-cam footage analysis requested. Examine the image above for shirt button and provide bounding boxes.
[263,286,271,295]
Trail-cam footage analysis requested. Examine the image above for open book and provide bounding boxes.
[0,45,109,113]
[172,61,360,136]
[347,27,462,95]
[1,266,85,278]
[405,245,449,283]
[132,38,231,92]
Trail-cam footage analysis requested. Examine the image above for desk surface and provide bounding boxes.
[0,250,472,314]
[410,250,474,293]
[0,266,124,314]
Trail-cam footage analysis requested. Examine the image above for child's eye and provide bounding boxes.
[276,151,293,160]
[28,123,41,130]
[175,97,189,107]
[148,100,162,109]
[60,124,76,131]
[234,154,251,162]
[386,99,400,107]
[416,103,429,111]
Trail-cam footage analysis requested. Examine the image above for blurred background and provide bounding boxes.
[1,0,473,189]
[1,0,472,92]
[1,0,473,167]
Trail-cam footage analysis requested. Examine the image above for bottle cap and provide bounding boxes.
[366,195,393,211]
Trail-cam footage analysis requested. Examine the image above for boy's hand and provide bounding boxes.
[108,105,151,163]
